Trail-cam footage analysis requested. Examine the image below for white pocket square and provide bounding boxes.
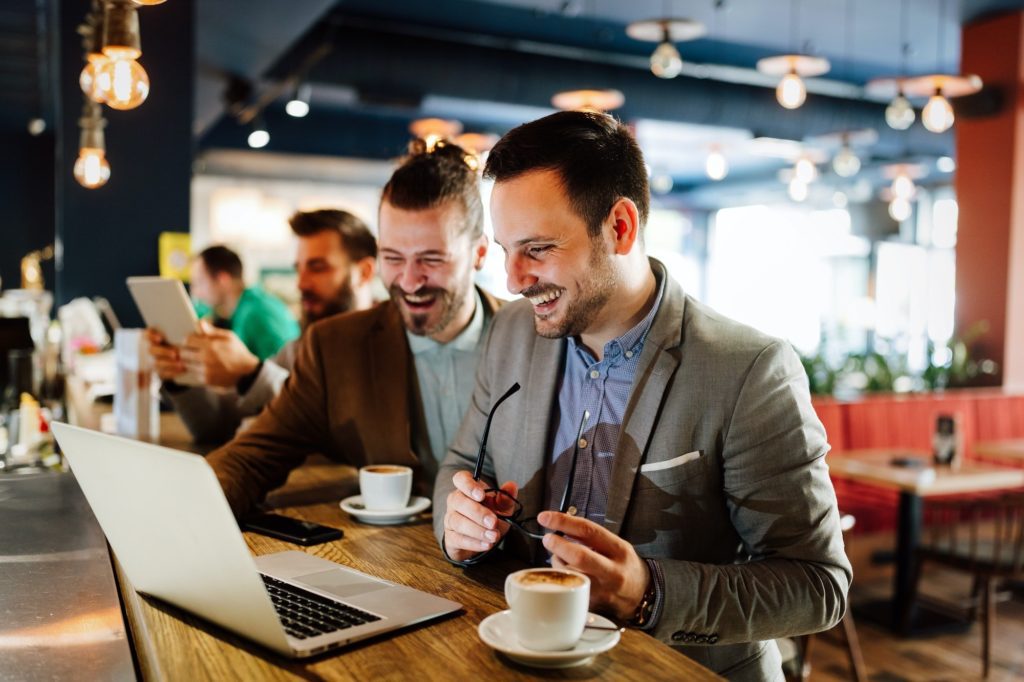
[640,450,702,473]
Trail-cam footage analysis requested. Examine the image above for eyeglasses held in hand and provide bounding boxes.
[472,383,589,540]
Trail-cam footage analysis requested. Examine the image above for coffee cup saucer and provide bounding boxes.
[339,495,431,525]
[477,610,620,669]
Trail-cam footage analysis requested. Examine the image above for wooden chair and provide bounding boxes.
[906,493,1024,679]
[789,513,868,682]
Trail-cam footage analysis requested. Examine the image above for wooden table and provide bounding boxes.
[113,461,720,680]
[830,449,1024,635]
[975,439,1024,465]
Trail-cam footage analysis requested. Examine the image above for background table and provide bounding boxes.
[830,449,1024,634]
[975,439,1024,465]
[114,462,722,680]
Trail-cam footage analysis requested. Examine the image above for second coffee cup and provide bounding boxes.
[358,465,413,510]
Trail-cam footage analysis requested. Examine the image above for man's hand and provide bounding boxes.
[539,511,650,621]
[146,328,188,381]
[443,470,519,562]
[183,322,260,389]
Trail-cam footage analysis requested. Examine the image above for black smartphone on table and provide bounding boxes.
[241,513,344,546]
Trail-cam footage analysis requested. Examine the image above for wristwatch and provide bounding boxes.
[629,562,657,627]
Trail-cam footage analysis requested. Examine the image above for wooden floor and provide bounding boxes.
[802,531,1024,682]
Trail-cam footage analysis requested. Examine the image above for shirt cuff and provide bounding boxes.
[639,558,666,632]
[235,361,264,395]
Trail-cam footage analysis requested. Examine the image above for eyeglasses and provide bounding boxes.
[473,382,590,541]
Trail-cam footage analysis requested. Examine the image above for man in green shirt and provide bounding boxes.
[189,245,298,360]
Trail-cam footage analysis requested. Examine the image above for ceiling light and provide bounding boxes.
[756,55,829,110]
[832,191,848,208]
[550,89,625,113]
[247,118,269,149]
[625,18,705,80]
[831,142,861,178]
[937,156,956,173]
[788,178,809,202]
[101,0,142,61]
[80,54,111,103]
[285,84,311,118]
[651,173,674,194]
[888,197,912,222]
[794,156,817,183]
[891,174,916,200]
[705,147,728,181]
[409,118,463,151]
[98,56,149,110]
[74,106,110,189]
[453,132,499,155]
[132,0,167,4]
[885,91,916,130]
[922,88,954,133]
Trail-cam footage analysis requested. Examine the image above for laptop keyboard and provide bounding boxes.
[261,575,382,640]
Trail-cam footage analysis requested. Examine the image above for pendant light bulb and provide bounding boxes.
[248,118,270,149]
[885,92,915,130]
[705,148,728,181]
[776,71,807,109]
[794,156,817,184]
[922,89,955,133]
[98,57,149,110]
[891,174,916,200]
[74,148,111,189]
[285,84,311,118]
[832,145,861,178]
[80,54,112,103]
[888,197,912,222]
[651,40,683,79]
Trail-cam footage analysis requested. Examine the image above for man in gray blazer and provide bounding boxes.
[434,111,851,681]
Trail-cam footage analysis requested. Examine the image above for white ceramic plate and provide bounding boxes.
[339,495,430,525]
[477,610,621,669]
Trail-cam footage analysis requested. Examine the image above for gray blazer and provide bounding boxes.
[434,261,851,681]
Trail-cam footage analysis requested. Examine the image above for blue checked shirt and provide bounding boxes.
[545,270,667,628]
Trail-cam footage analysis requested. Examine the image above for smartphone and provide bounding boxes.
[241,513,343,546]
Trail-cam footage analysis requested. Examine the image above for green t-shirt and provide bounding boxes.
[229,288,299,361]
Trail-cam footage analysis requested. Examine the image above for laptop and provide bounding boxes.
[51,422,461,658]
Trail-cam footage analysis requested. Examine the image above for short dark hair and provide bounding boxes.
[483,111,650,238]
[288,209,378,261]
[197,245,243,280]
[380,139,484,240]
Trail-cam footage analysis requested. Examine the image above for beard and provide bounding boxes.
[389,283,467,338]
[521,238,616,339]
[301,280,356,329]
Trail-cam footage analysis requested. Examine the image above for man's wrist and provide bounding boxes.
[629,559,663,630]
[235,361,264,395]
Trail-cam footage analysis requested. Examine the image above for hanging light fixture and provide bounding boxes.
[247,117,269,148]
[921,87,955,133]
[131,0,166,4]
[74,103,111,189]
[794,156,818,183]
[888,197,912,222]
[550,89,625,113]
[756,0,829,109]
[831,136,861,178]
[625,16,705,80]
[705,146,728,181]
[453,132,499,155]
[885,85,916,130]
[99,0,150,110]
[788,178,809,202]
[285,83,311,118]
[409,118,464,151]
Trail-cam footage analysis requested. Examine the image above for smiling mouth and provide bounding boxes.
[527,288,563,314]
[402,291,437,310]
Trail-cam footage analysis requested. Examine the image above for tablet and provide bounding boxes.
[126,276,202,385]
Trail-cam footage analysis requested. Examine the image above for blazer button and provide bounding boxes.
[709,635,719,644]
[671,631,685,641]
[696,635,708,644]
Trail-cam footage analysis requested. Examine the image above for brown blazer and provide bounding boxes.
[208,288,502,517]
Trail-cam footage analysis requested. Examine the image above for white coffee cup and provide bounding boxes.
[358,465,413,511]
[504,568,590,651]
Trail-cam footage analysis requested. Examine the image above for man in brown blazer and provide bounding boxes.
[436,112,851,681]
[207,140,500,517]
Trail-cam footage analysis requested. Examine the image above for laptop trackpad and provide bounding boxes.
[295,569,390,599]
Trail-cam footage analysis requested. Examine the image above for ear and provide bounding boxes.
[353,256,376,285]
[606,198,641,255]
[472,233,489,271]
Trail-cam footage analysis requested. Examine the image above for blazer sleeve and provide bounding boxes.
[648,340,852,644]
[205,328,331,518]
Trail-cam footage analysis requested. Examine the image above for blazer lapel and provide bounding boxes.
[604,262,686,537]
[514,335,564,564]
[367,304,421,467]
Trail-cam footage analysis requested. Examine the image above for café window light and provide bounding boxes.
[247,117,270,149]
[285,84,311,118]
[625,18,705,80]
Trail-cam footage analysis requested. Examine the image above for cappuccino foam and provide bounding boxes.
[515,570,585,589]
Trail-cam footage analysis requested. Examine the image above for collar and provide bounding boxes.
[407,289,484,355]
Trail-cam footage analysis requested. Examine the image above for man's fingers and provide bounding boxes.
[452,470,488,502]
[447,489,499,531]
[542,532,612,575]
[445,509,499,543]
[445,529,492,554]
[538,511,621,556]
